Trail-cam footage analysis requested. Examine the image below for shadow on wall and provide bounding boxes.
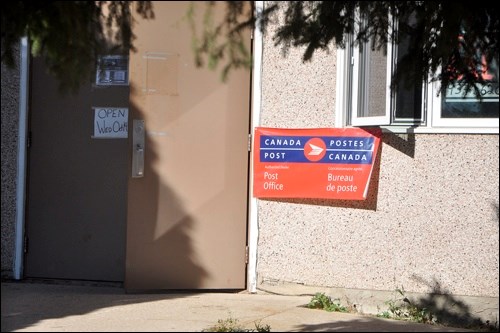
[261,134,383,211]
[380,128,417,159]
[0,43,20,279]
[292,275,498,332]
[493,202,499,223]
[262,127,420,211]
[408,275,498,330]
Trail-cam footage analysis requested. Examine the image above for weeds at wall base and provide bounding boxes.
[375,287,499,332]
[306,288,498,332]
[203,289,498,332]
[202,317,271,332]
[306,292,349,313]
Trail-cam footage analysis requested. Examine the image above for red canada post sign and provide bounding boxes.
[253,127,381,200]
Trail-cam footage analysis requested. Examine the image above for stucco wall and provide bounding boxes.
[257,4,499,304]
[1,44,19,279]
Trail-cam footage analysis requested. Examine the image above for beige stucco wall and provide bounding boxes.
[1,44,19,279]
[256,4,499,322]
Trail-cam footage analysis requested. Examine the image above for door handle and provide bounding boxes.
[132,119,145,178]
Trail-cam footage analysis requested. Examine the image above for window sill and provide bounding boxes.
[353,125,499,134]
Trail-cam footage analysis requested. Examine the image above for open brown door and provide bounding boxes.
[125,2,251,290]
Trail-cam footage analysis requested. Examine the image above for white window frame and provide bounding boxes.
[430,79,500,129]
[336,23,499,134]
[350,40,392,126]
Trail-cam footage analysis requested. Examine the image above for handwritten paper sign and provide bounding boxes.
[93,107,128,139]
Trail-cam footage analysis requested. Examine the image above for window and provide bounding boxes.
[432,56,499,128]
[336,18,499,134]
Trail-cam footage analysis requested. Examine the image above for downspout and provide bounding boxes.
[247,1,263,293]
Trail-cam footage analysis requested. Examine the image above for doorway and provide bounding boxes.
[25,57,129,281]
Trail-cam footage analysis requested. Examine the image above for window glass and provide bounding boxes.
[358,43,388,118]
[441,58,499,118]
[393,33,423,121]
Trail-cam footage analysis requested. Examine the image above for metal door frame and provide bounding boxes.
[13,36,29,280]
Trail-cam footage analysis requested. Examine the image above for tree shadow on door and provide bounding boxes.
[125,94,209,291]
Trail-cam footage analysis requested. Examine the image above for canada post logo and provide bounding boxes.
[260,135,374,164]
[304,138,326,161]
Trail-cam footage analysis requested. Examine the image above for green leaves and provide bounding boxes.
[2,1,498,95]
[1,1,153,93]
[190,1,498,98]
[306,292,349,312]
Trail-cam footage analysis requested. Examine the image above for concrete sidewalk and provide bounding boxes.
[1,281,475,332]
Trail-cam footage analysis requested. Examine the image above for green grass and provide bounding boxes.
[306,292,349,313]
[202,317,271,332]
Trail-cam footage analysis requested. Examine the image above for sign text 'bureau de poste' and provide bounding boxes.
[253,127,381,200]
